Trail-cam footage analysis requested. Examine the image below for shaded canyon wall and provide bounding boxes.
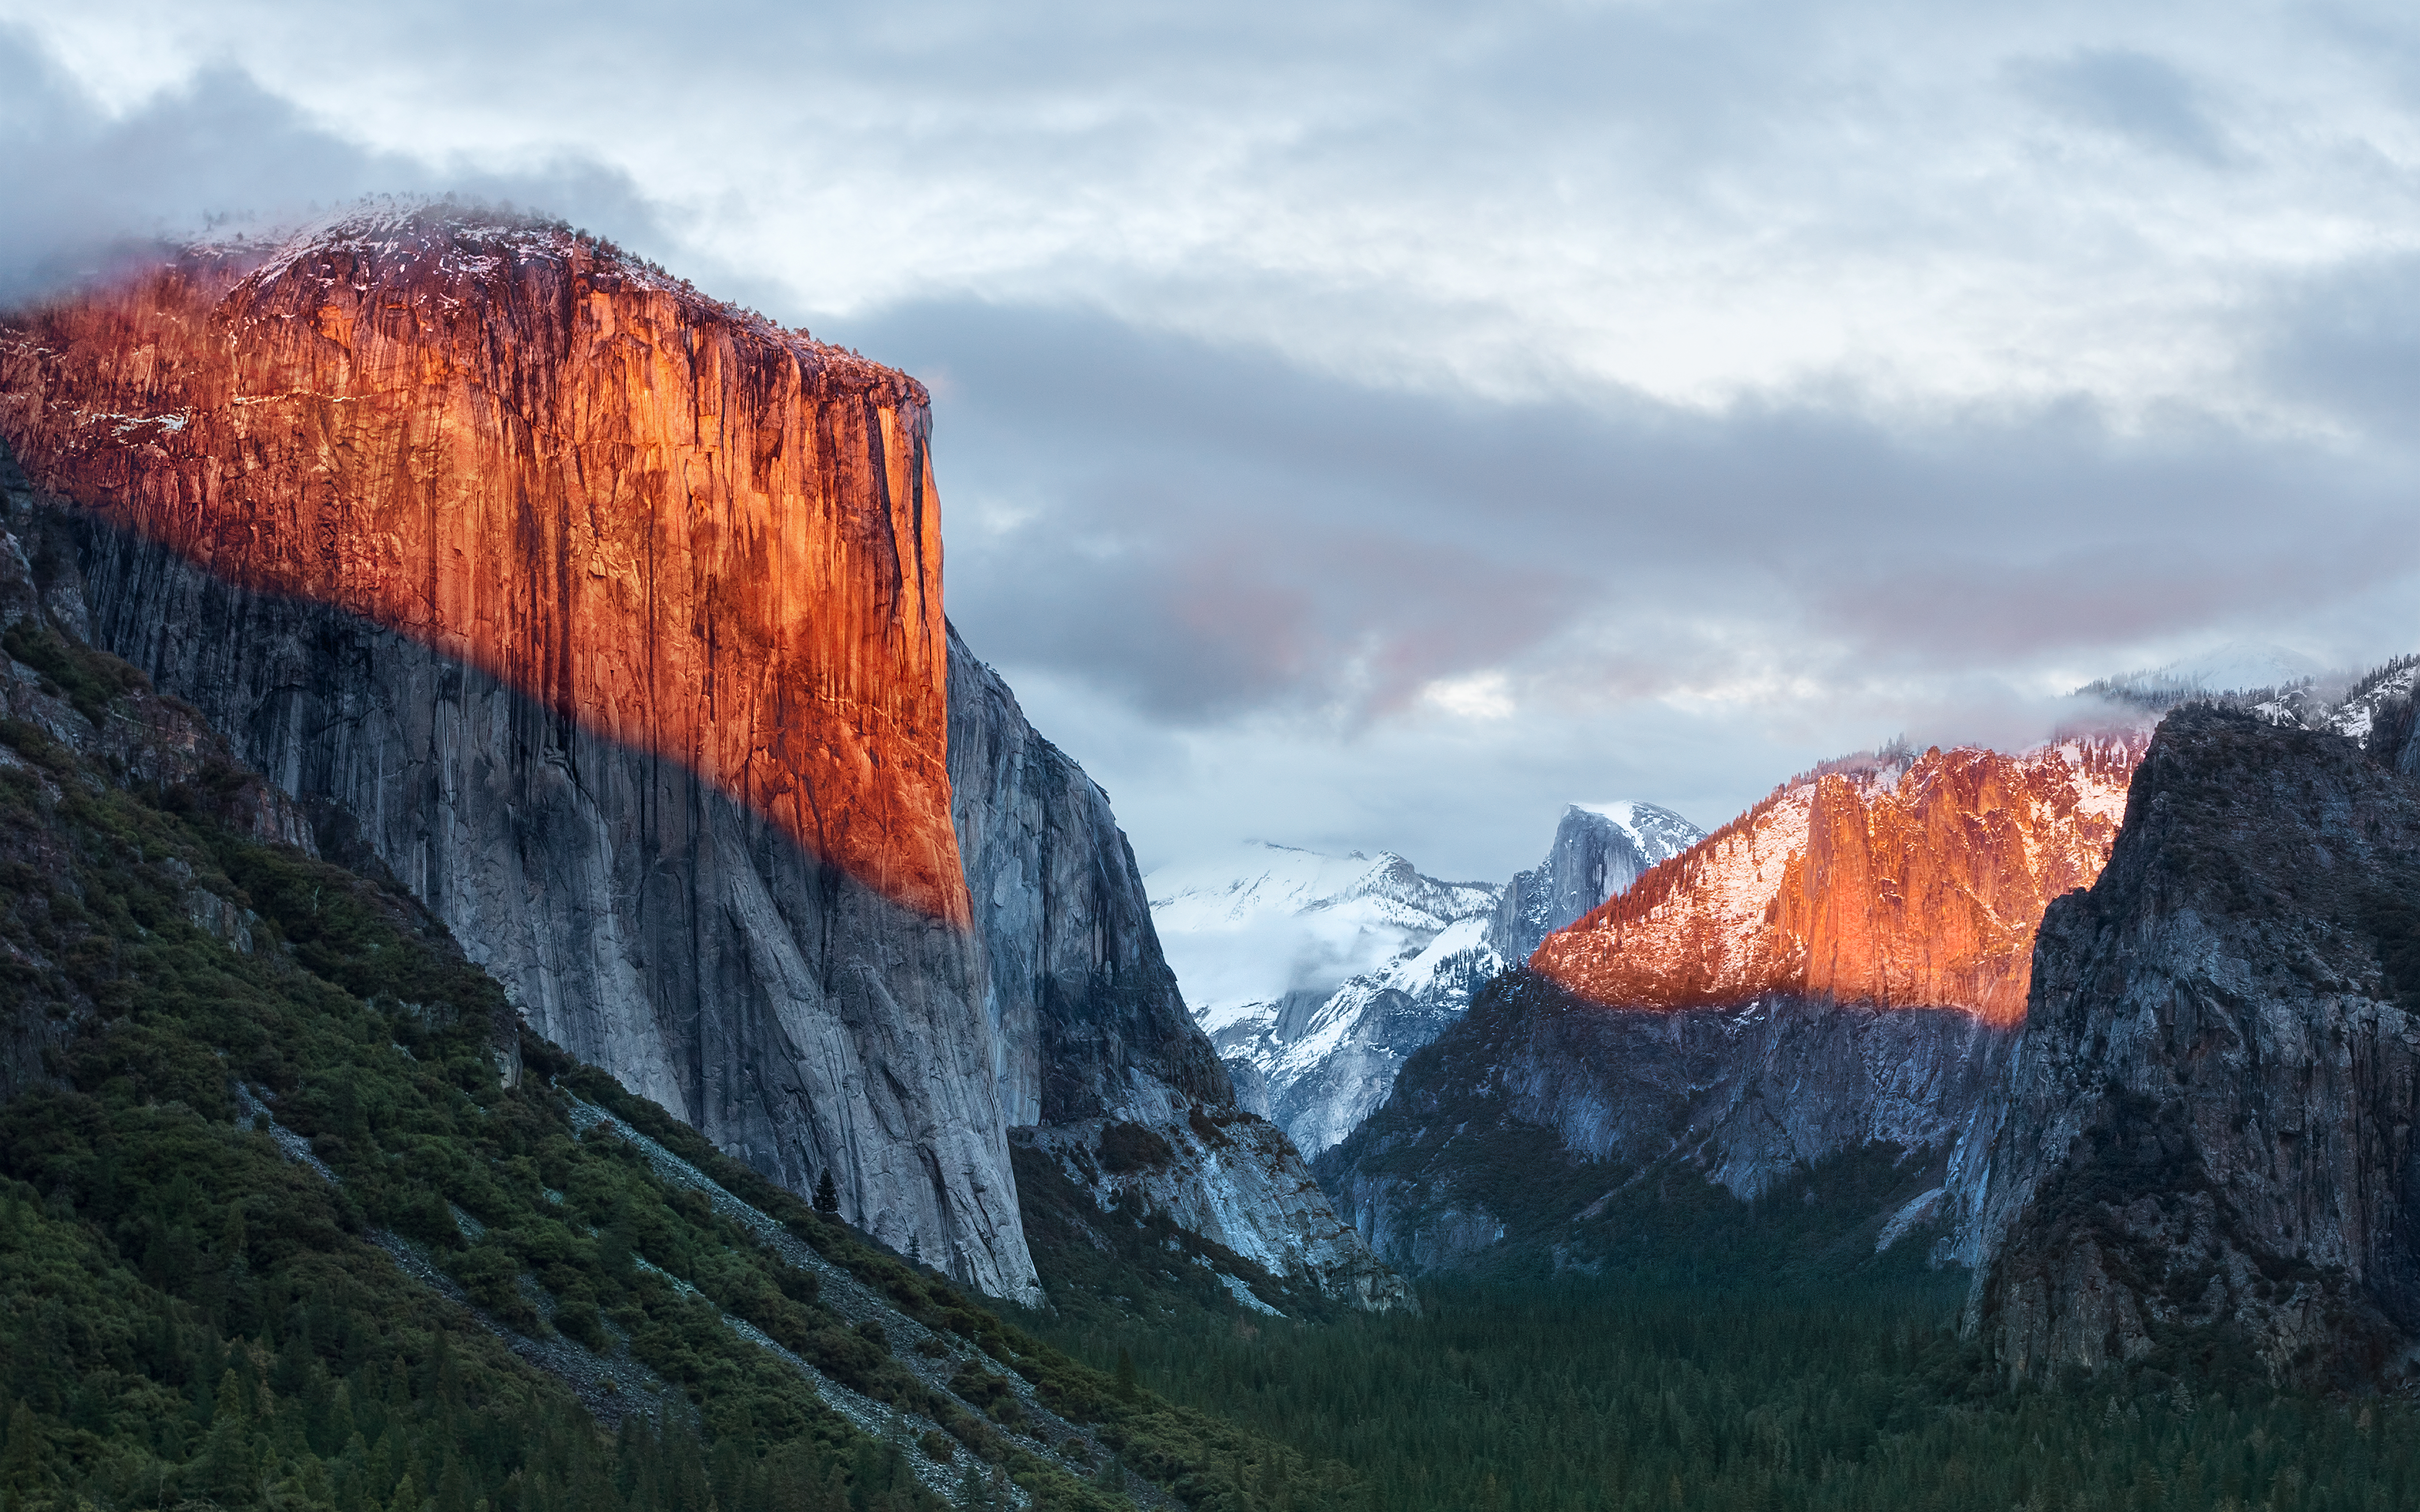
[949,630,1407,1307]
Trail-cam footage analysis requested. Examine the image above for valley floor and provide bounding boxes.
[1031,1271,2420,1512]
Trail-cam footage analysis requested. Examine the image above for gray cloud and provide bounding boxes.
[2012,48,2235,165]
[835,299,2419,740]
[8,5,2420,876]
[0,23,667,303]
[2257,251,2420,434]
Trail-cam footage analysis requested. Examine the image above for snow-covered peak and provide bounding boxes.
[1147,842,1503,1033]
[1148,841,1495,933]
[1567,800,1701,868]
[1158,800,1700,1157]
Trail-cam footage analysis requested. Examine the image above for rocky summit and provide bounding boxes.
[1322,734,2146,1278]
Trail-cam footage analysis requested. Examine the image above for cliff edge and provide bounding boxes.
[1963,706,2420,1386]
[0,206,1034,1300]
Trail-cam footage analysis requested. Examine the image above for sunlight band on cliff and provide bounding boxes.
[1531,736,2146,1024]
[0,207,972,927]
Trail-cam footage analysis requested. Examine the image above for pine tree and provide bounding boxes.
[813,1170,839,1215]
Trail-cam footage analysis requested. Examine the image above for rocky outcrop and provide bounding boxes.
[1490,802,1701,962]
[1960,707,2420,1386]
[0,209,1037,1301]
[0,207,966,923]
[1318,968,2008,1272]
[1319,739,2138,1276]
[0,204,1403,1312]
[949,630,1406,1308]
[1535,739,2143,1026]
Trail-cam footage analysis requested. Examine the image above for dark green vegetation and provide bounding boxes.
[1036,1257,2420,1511]
[0,600,1361,1512]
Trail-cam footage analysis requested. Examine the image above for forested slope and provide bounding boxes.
[0,495,1361,1512]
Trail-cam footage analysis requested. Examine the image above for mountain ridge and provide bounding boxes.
[1152,804,1701,1157]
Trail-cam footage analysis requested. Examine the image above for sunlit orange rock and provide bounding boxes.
[0,208,968,925]
[1531,738,2145,1024]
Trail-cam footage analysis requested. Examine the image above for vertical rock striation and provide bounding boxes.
[1534,739,2143,1026]
[948,630,1406,1308]
[0,209,1037,1300]
[1960,707,2420,1385]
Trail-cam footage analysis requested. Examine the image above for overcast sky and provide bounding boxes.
[5,1,2419,879]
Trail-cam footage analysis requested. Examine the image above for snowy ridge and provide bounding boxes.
[2248,656,2420,744]
[177,197,899,395]
[1149,843,1499,1037]
[2082,641,2328,707]
[1152,802,1701,1157]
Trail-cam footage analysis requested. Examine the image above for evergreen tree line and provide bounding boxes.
[1039,1270,2420,1512]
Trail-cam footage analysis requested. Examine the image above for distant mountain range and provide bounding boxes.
[1149,802,1703,1155]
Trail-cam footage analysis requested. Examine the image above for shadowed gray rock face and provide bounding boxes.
[948,625,1231,1131]
[1488,803,1703,962]
[66,515,1041,1304]
[1319,968,2008,1273]
[1956,707,2420,1387]
[41,492,1399,1312]
[948,630,1408,1308]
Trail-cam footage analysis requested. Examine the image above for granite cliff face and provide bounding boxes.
[1959,707,2420,1386]
[949,634,1405,1308]
[1491,802,1703,962]
[1535,739,2143,1026]
[0,209,1033,1298]
[0,208,965,922]
[1318,970,2006,1272]
[0,206,1396,1311]
[1321,740,2140,1275]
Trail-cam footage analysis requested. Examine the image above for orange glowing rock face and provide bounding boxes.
[0,210,969,925]
[1531,738,2146,1025]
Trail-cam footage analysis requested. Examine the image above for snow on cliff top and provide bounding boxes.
[1568,800,1702,865]
[169,197,912,394]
